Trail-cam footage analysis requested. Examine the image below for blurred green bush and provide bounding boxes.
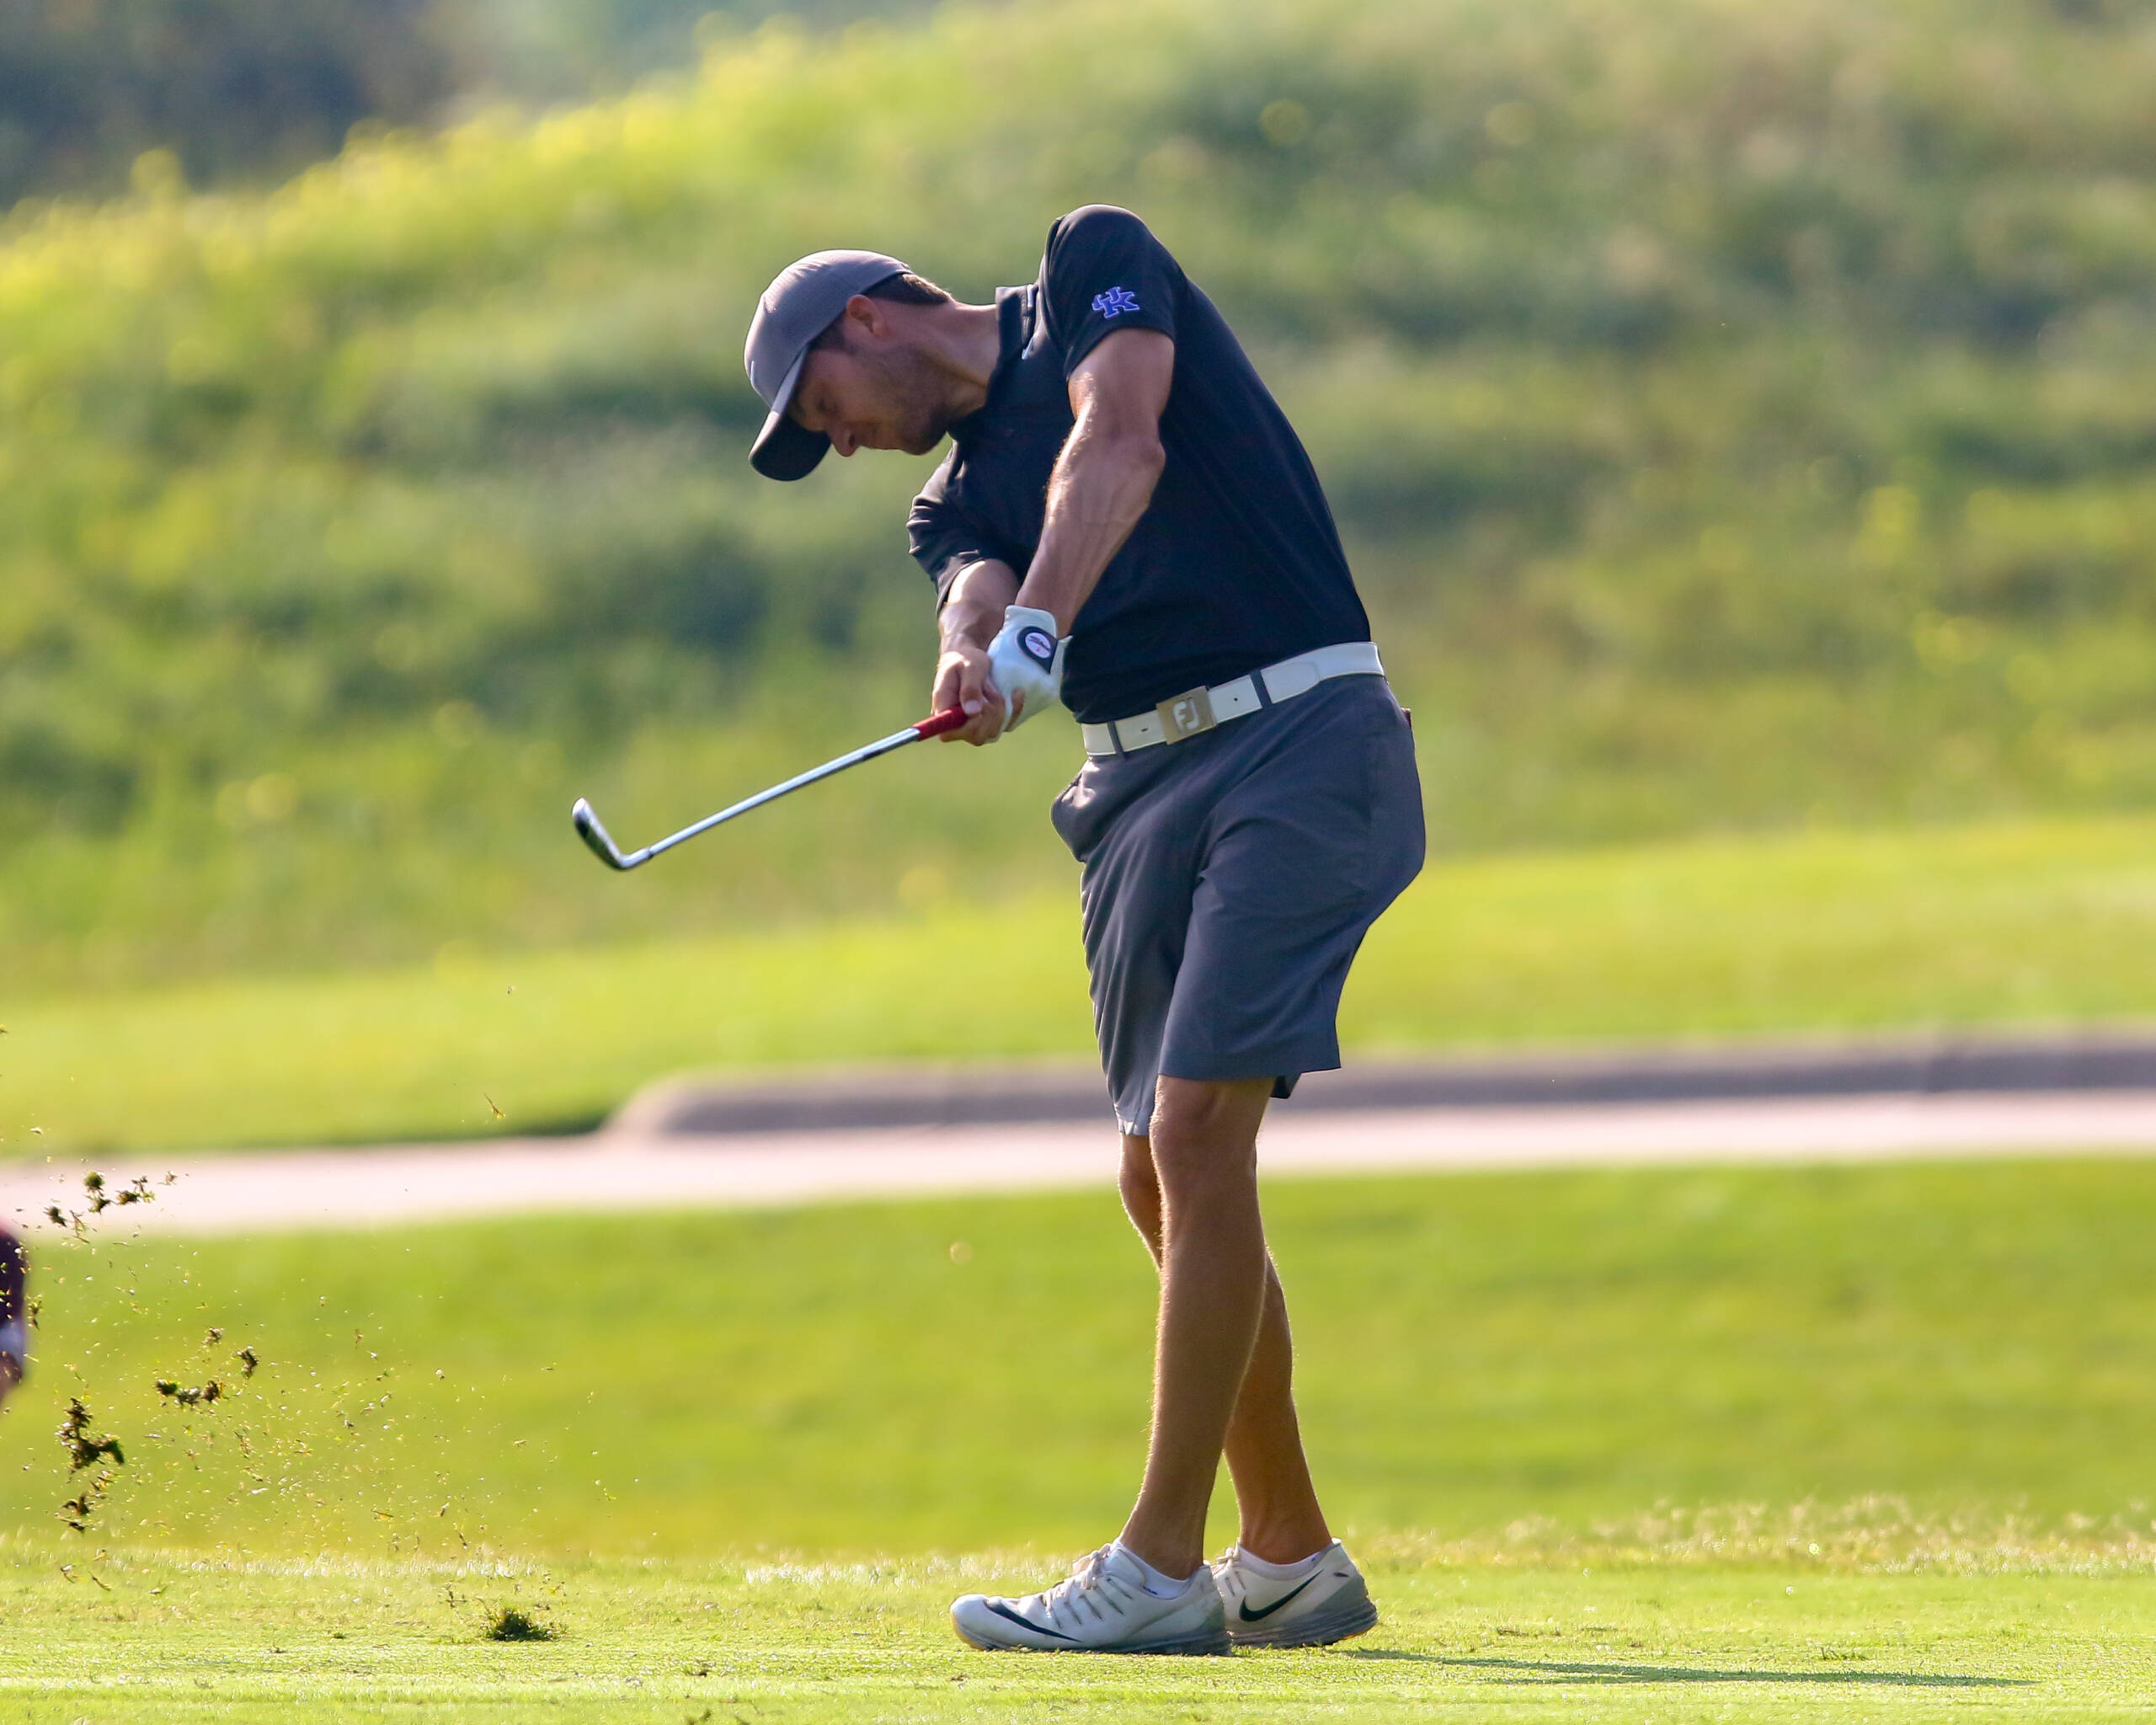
[3,0,2155,989]
[0,0,456,205]
[0,0,920,210]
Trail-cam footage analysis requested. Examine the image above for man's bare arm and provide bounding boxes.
[1016,328,1175,634]
[932,558,1022,745]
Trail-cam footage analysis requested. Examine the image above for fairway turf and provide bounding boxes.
[2,1546,2152,1722]
[8,1162,2156,1552]
[9,813,2156,1156]
[6,1163,2156,1717]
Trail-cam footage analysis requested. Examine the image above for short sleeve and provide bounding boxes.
[1039,206,1179,377]
[909,454,1017,602]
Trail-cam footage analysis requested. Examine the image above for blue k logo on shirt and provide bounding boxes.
[1091,286,1141,319]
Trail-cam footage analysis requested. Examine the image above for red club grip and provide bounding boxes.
[913,705,970,739]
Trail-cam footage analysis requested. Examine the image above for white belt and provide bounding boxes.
[1080,641,1385,757]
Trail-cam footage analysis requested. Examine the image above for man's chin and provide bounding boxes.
[900,414,955,457]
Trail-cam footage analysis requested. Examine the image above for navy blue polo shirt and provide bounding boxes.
[908,206,1371,725]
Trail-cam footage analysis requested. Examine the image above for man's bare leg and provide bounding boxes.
[1114,1075,1331,1578]
[1222,1260,1335,1562]
[1119,1131,1335,1564]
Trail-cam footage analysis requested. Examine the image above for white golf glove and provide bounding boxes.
[985,604,1068,730]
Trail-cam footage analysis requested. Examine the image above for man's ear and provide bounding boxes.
[841,293,888,342]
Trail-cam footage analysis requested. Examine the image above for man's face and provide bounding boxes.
[787,307,950,460]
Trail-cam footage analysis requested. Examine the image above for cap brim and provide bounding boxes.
[749,350,829,481]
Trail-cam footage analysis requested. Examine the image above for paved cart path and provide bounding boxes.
[11,1091,2156,1237]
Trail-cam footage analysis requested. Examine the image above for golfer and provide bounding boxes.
[744,206,1423,1654]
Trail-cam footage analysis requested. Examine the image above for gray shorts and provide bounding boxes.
[1050,674,1425,1137]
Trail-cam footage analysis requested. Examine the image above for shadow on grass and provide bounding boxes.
[1348,1654,2025,1688]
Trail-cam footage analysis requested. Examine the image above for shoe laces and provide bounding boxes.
[1036,1547,1128,1629]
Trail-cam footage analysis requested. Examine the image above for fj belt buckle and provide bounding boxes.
[1156,686,1217,742]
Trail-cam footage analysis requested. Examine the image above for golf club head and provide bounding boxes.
[571,798,632,870]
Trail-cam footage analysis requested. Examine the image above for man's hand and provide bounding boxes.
[931,636,1006,746]
[985,605,1067,731]
[934,557,1022,745]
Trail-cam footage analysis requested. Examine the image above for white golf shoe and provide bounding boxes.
[1214,1540,1379,1648]
[951,1544,1231,1654]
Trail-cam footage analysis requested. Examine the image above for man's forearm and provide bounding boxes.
[1016,415,1164,633]
[927,559,1022,743]
[1015,328,1175,635]
[937,331,1171,737]
[941,558,1022,652]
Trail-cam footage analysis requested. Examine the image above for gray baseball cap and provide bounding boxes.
[744,248,909,480]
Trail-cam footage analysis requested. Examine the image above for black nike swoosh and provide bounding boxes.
[985,1600,1081,1642]
[1239,1573,1321,1621]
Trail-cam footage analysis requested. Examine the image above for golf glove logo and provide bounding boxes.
[987,604,1068,730]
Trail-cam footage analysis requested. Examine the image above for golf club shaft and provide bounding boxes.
[579,705,970,870]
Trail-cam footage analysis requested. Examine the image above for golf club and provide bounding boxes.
[572,704,971,871]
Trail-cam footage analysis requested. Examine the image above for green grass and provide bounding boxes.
[13,0,2156,991]
[12,1162,2156,1555]
[9,812,2156,1156]
[6,1161,2156,1718]
[0,1548,2150,1722]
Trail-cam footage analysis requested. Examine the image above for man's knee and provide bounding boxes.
[1118,1135,1163,1227]
[1148,1076,1269,1196]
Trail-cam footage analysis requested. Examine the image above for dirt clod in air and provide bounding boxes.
[83,1172,157,1215]
[59,1400,124,1471]
[56,1399,124,1531]
[484,1606,556,1642]
[53,1172,157,1236]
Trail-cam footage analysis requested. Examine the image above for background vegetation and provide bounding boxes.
[0,0,905,206]
[5,0,2156,997]
[0,0,462,206]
